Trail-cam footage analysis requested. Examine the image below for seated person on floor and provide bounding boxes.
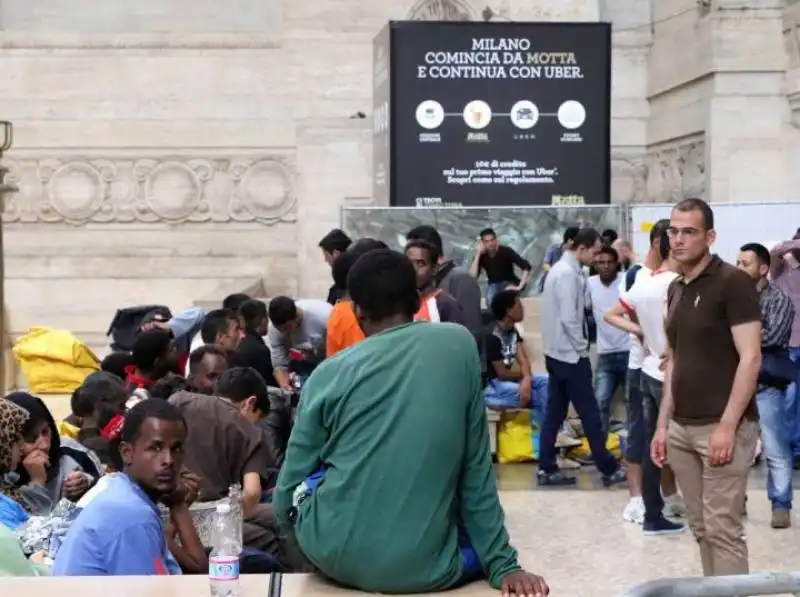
[0,398,35,530]
[405,239,467,325]
[0,398,51,576]
[267,296,332,389]
[57,371,130,440]
[236,299,279,387]
[149,373,191,401]
[184,308,243,376]
[99,351,136,381]
[186,345,231,395]
[484,291,548,416]
[216,367,290,489]
[125,329,182,393]
[274,249,548,596]
[168,372,304,571]
[54,400,206,576]
[6,392,103,514]
[326,238,388,357]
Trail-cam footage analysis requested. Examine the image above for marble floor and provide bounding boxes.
[496,464,800,597]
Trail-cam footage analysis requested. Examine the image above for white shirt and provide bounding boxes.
[623,266,649,370]
[586,275,630,354]
[620,269,679,382]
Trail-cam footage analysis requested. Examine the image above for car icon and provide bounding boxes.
[516,107,534,120]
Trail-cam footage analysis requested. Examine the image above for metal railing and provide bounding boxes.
[619,572,800,597]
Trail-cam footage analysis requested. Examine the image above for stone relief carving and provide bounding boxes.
[408,0,474,21]
[644,136,706,202]
[1,155,297,225]
[610,153,647,203]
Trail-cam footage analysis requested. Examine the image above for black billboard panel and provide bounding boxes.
[376,21,612,207]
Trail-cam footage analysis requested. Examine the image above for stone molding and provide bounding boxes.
[0,32,280,49]
[610,153,648,204]
[643,135,706,202]
[2,155,297,225]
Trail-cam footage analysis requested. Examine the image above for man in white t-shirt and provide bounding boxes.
[585,246,630,435]
[605,233,685,536]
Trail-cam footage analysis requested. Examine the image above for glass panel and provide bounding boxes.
[342,205,624,295]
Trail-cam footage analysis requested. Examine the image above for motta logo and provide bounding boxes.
[466,132,489,142]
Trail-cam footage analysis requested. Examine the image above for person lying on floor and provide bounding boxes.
[53,399,207,576]
[484,290,549,418]
[5,392,103,514]
[274,249,548,596]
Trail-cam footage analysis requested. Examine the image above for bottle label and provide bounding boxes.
[209,555,240,581]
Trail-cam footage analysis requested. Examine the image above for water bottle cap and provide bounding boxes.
[216,503,231,514]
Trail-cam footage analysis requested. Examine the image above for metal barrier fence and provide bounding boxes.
[340,204,626,295]
[619,572,800,597]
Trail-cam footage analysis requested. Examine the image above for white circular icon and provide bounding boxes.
[463,100,492,130]
[415,100,445,130]
[557,100,586,130]
[509,100,539,130]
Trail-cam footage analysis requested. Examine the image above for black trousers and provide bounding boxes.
[640,372,666,523]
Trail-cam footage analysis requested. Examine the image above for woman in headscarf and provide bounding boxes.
[5,392,103,515]
[0,398,32,530]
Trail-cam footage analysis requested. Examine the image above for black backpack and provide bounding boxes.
[106,305,172,351]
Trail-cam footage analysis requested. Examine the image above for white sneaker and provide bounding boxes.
[663,494,686,518]
[623,497,644,524]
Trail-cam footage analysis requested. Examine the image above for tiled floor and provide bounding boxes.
[497,463,800,597]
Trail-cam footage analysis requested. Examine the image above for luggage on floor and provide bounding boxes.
[496,410,540,463]
[12,327,100,394]
[566,431,623,461]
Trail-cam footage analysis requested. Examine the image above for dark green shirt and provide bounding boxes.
[274,321,520,592]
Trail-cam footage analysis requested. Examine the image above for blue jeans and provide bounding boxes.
[784,346,800,457]
[539,356,619,477]
[757,386,793,511]
[625,368,645,464]
[594,351,629,435]
[484,375,549,418]
[485,282,509,309]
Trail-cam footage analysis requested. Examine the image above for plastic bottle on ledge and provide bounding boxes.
[209,503,240,597]
[228,483,243,549]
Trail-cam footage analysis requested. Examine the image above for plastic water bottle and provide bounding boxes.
[209,503,241,597]
[228,484,243,549]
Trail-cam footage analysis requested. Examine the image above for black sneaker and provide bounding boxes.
[643,517,686,536]
[537,470,577,487]
[602,468,627,487]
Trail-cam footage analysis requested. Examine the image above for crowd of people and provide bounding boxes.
[0,196,795,594]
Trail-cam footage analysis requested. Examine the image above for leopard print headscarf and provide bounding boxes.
[0,397,32,511]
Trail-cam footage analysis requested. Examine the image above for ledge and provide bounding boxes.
[193,276,266,311]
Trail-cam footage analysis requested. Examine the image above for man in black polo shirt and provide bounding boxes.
[652,198,762,577]
[469,228,532,307]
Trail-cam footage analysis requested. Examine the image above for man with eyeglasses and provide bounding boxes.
[652,198,761,577]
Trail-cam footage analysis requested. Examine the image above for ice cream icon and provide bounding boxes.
[463,100,491,130]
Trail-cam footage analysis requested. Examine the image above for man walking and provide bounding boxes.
[652,198,761,576]
[737,242,795,528]
[538,227,626,487]
[585,246,630,435]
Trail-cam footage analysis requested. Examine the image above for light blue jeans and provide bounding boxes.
[484,375,548,424]
[594,351,629,436]
[784,347,800,458]
[485,282,509,310]
[757,385,793,511]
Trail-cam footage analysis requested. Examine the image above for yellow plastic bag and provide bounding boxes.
[496,410,540,463]
[12,327,100,394]
[566,432,623,460]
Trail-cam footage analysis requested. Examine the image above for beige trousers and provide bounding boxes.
[668,419,758,576]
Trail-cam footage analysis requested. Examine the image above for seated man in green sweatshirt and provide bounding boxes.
[274,249,548,596]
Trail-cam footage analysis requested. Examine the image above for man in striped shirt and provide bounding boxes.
[738,243,795,528]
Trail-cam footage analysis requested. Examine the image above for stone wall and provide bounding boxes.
[0,0,616,352]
